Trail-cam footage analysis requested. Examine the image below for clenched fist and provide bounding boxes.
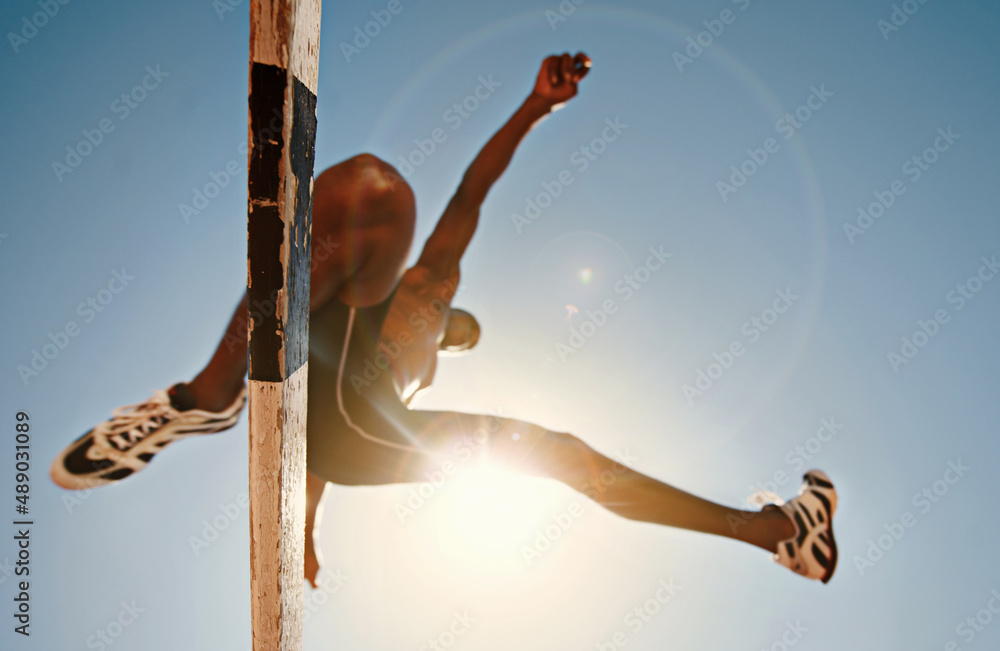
[531,52,591,110]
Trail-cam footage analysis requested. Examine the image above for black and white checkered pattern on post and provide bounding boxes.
[247,1,320,650]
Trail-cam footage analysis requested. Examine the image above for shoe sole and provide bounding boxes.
[805,470,838,584]
[821,521,837,584]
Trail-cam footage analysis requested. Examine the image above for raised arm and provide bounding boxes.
[415,52,591,278]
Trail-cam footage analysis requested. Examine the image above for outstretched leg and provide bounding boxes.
[306,404,795,554]
[310,388,839,581]
[479,420,796,553]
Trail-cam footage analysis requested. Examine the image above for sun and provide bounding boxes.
[417,463,568,578]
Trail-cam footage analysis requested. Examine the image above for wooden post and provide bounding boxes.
[247,1,321,649]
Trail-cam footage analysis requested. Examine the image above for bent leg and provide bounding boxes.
[184,154,415,412]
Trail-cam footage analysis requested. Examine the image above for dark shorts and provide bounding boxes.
[306,286,482,485]
[305,287,552,486]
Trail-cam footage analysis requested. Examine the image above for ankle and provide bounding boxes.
[738,505,794,553]
[759,505,795,552]
[184,377,245,412]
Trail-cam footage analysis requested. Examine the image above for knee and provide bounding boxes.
[530,428,592,461]
[316,151,412,194]
[322,153,414,227]
[345,152,388,171]
[538,429,575,447]
[344,153,413,203]
[520,429,606,487]
[313,153,415,242]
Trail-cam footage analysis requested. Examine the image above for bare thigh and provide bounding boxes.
[305,319,598,490]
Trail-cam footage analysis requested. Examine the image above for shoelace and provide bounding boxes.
[91,391,178,453]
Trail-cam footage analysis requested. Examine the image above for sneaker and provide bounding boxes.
[50,384,247,490]
[771,470,838,583]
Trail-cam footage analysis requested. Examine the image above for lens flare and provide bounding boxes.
[420,464,567,577]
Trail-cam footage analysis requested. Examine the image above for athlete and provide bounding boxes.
[51,53,839,588]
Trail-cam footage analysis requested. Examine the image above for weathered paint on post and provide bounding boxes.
[247,1,320,649]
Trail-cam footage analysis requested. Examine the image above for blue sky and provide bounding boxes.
[2,0,999,649]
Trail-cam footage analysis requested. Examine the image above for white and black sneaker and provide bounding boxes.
[50,384,247,490]
[770,470,838,583]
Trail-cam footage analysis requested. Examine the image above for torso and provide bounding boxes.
[378,265,460,404]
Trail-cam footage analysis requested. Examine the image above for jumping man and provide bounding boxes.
[51,53,839,588]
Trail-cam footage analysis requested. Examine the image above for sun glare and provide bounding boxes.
[422,464,567,577]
